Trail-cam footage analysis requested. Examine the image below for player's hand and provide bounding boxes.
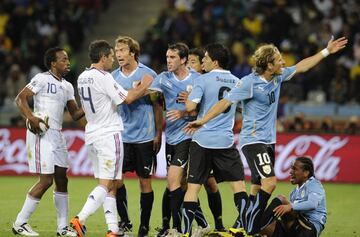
[166,110,184,122]
[28,116,47,135]
[140,74,153,88]
[153,133,162,154]
[183,120,204,135]
[177,91,189,103]
[273,204,292,217]
[327,36,348,54]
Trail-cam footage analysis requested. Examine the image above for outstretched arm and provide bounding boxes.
[295,36,347,74]
[183,98,232,134]
[124,74,153,104]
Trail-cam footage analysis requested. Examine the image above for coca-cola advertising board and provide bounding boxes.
[1,128,359,183]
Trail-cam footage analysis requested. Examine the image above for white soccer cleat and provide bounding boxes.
[192,224,211,237]
[165,229,182,237]
[57,226,77,236]
[12,223,39,236]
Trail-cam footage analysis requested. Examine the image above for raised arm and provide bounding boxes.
[295,36,348,74]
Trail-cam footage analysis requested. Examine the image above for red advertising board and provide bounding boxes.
[1,128,359,183]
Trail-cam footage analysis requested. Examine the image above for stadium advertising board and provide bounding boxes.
[1,128,359,183]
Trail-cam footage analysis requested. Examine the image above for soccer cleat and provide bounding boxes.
[137,226,149,237]
[192,224,211,237]
[165,229,182,237]
[12,223,39,236]
[228,228,246,237]
[106,230,124,237]
[57,226,77,236]
[155,226,169,237]
[70,217,86,237]
[119,220,133,232]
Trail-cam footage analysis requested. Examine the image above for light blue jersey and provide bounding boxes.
[151,70,200,145]
[189,69,239,148]
[112,63,157,143]
[290,177,327,236]
[225,66,296,147]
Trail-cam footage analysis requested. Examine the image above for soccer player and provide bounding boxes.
[188,47,226,233]
[12,47,84,236]
[183,43,248,236]
[185,36,347,235]
[260,156,327,237]
[150,43,211,236]
[70,40,153,237]
[111,36,162,237]
[188,48,206,74]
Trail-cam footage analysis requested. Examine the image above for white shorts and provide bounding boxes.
[26,129,69,174]
[87,132,123,180]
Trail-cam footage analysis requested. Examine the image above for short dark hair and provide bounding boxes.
[205,43,230,69]
[89,40,113,63]
[296,156,315,178]
[168,42,189,63]
[189,47,205,61]
[44,47,64,70]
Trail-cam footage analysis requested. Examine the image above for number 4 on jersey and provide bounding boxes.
[79,87,95,113]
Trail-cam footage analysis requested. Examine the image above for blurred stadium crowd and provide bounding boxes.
[0,0,359,133]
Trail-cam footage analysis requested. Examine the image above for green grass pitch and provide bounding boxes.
[0,176,358,236]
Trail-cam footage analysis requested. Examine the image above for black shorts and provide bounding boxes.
[165,139,191,168]
[241,143,275,185]
[273,214,317,237]
[122,141,156,178]
[187,142,244,184]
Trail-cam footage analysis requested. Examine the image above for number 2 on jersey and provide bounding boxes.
[79,87,95,113]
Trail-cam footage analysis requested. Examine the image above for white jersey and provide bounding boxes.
[26,71,75,130]
[77,67,128,145]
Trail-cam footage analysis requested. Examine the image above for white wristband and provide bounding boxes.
[321,48,330,58]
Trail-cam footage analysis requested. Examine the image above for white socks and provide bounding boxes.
[103,195,119,233]
[15,194,40,226]
[54,191,69,230]
[77,185,108,224]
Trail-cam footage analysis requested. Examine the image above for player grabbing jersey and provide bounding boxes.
[70,40,153,237]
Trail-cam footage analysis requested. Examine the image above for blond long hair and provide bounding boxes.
[252,44,279,74]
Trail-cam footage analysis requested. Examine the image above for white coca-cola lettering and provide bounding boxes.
[0,129,29,173]
[63,130,93,176]
[276,135,348,180]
